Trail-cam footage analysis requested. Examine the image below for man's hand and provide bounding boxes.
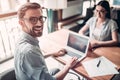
[53,49,67,57]
[65,57,78,69]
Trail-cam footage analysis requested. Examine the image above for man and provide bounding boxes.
[14,2,77,80]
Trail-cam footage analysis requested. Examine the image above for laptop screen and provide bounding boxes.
[67,33,89,53]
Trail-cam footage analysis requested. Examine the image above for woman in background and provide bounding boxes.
[79,0,118,49]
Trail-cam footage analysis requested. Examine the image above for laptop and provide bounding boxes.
[59,31,89,62]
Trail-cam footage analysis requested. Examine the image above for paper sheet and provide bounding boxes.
[82,56,119,77]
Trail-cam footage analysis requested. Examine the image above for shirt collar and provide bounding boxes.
[95,17,109,25]
[21,31,39,46]
[103,19,109,25]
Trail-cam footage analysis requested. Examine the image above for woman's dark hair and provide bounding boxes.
[97,0,111,19]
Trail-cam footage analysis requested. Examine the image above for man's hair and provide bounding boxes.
[17,2,42,19]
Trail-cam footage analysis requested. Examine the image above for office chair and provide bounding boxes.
[0,68,16,80]
[111,69,120,80]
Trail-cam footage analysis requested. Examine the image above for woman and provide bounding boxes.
[79,0,118,49]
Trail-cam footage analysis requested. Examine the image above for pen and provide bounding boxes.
[97,59,101,67]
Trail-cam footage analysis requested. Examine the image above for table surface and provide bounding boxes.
[39,29,120,80]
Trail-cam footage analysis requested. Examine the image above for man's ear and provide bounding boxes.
[19,20,24,27]
[19,20,27,32]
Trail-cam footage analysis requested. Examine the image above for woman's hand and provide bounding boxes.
[90,39,100,49]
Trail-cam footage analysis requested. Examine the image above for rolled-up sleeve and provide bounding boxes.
[110,20,118,32]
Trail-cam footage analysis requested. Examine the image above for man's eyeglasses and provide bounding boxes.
[23,16,47,24]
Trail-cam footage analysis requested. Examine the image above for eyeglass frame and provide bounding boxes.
[94,9,106,14]
[23,16,47,25]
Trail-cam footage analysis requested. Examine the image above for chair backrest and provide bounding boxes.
[111,69,120,80]
[111,7,120,33]
[0,68,16,80]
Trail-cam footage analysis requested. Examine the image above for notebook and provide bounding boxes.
[59,31,89,62]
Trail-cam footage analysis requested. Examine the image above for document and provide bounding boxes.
[82,56,119,77]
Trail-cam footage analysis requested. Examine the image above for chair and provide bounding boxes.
[111,69,120,80]
[0,68,16,80]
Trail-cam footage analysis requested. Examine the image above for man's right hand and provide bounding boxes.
[65,57,78,69]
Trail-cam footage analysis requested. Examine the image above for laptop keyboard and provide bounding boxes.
[59,50,83,62]
[66,50,82,59]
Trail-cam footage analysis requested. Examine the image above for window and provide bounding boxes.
[0,0,48,63]
[110,0,120,7]
[0,0,27,13]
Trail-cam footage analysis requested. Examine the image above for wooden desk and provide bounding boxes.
[39,29,120,80]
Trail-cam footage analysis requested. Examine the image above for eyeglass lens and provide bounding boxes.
[29,16,46,24]
[95,10,106,13]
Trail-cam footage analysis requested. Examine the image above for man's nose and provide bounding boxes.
[36,20,43,25]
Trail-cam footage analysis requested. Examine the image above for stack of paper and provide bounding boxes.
[82,56,119,77]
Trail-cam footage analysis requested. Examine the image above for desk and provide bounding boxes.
[39,29,120,80]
